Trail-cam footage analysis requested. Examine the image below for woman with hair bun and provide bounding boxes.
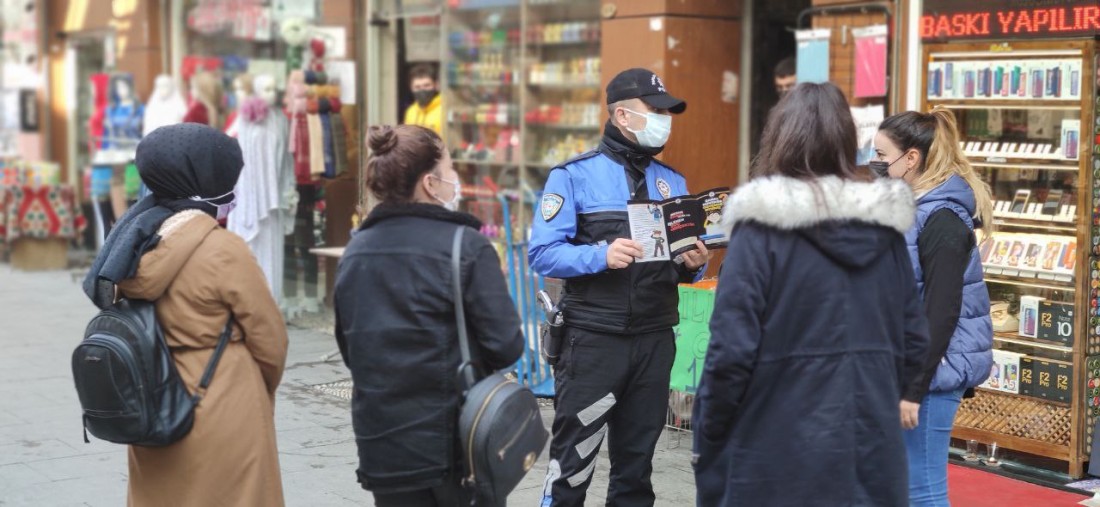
[873,107,994,506]
[333,125,525,506]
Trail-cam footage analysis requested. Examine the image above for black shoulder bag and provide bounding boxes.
[451,226,548,506]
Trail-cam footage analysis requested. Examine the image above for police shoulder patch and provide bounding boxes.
[541,193,565,221]
[656,178,672,199]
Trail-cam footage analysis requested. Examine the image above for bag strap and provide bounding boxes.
[451,226,477,391]
[195,316,235,399]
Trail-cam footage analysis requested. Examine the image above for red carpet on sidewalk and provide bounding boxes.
[948,464,1089,506]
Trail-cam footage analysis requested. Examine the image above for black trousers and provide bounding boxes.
[284,184,319,298]
[540,327,675,507]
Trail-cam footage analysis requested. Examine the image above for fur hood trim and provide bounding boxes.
[722,176,915,234]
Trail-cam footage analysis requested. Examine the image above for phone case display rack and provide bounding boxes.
[442,0,601,240]
[923,40,1099,477]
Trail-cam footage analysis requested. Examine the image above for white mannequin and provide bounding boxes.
[225,74,255,137]
[229,74,295,306]
[142,74,186,136]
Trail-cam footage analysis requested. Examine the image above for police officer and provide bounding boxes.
[530,68,710,507]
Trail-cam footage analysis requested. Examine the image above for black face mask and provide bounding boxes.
[413,89,437,107]
[870,154,906,178]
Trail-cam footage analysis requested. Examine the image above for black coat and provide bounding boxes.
[693,176,930,507]
[334,203,525,492]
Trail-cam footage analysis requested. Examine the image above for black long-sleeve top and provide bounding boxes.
[903,209,976,403]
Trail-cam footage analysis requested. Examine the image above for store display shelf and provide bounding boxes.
[970,160,1079,172]
[450,81,520,89]
[527,82,600,90]
[983,274,1076,292]
[527,123,600,131]
[992,218,1077,233]
[453,1,521,12]
[965,151,1076,163]
[453,159,519,168]
[929,100,1081,111]
[451,120,519,128]
[527,39,598,48]
[450,42,515,51]
[526,161,558,170]
[993,332,1074,353]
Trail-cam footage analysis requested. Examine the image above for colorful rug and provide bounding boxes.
[949,464,1090,506]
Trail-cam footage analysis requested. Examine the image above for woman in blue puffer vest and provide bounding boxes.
[872,108,994,506]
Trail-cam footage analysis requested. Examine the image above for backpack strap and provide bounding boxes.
[194,316,234,401]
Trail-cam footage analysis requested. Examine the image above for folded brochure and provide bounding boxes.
[628,187,730,263]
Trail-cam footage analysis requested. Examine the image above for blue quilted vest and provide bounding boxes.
[905,175,993,393]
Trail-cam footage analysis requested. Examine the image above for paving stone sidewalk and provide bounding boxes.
[0,268,696,506]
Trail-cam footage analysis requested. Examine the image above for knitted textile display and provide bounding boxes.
[0,184,87,242]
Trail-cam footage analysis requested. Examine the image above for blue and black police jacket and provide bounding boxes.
[528,150,704,334]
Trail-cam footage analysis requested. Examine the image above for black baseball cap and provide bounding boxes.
[606,68,687,114]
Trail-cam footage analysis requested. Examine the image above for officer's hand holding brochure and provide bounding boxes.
[627,187,730,263]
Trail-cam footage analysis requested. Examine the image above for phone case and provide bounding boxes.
[945,62,954,91]
[964,71,975,98]
[1071,70,1080,96]
[978,68,991,97]
[1032,70,1044,98]
[1011,67,1022,95]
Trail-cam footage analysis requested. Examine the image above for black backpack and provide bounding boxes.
[72,298,232,446]
[451,226,549,505]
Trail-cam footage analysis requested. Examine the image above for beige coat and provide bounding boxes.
[118,211,289,506]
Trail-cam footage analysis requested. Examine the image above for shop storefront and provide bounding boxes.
[2,0,82,270]
[37,0,365,317]
[919,0,1100,477]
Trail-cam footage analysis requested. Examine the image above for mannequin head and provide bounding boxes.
[109,74,136,105]
[254,75,277,105]
[153,75,175,100]
[233,73,255,100]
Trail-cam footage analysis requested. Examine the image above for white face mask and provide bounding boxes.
[190,190,237,220]
[623,108,672,148]
[431,175,462,211]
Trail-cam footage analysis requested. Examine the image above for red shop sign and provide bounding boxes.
[921,0,1100,41]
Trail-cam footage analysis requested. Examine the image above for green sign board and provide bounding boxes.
[670,286,715,393]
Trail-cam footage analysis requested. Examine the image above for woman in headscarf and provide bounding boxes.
[84,123,288,505]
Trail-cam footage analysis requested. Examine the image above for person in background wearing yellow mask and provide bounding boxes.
[403,64,443,135]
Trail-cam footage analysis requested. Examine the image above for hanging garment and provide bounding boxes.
[329,99,349,177]
[318,99,336,178]
[306,103,325,177]
[292,112,313,184]
[103,102,145,150]
[228,98,295,304]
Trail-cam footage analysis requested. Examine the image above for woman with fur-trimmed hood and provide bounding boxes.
[692,83,930,507]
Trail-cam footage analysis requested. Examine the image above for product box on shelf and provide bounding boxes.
[1038,301,1075,346]
[927,58,1083,101]
[1034,359,1054,400]
[1020,295,1042,338]
[981,349,1023,394]
[1055,363,1073,403]
[1020,356,1035,397]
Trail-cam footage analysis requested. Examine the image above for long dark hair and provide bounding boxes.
[752,82,866,181]
[366,124,444,203]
